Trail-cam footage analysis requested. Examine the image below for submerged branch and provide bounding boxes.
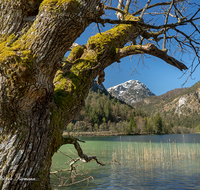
[62,136,105,166]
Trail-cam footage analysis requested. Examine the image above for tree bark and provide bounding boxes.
[0,0,101,189]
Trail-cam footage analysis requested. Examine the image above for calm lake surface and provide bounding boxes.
[51,134,200,189]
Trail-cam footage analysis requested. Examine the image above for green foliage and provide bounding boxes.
[67,83,199,135]
[129,115,136,133]
[70,89,146,134]
[153,113,163,134]
[134,81,200,133]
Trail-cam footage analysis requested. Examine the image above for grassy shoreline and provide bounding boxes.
[63,131,200,137]
[63,131,134,137]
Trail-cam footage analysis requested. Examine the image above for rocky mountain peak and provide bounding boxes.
[107,80,155,105]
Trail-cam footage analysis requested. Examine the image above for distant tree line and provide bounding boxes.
[66,90,198,135]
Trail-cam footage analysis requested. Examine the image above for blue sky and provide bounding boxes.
[73,1,200,96]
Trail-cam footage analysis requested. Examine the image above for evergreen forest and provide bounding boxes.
[66,88,199,136]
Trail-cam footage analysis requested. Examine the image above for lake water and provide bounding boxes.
[51,134,200,189]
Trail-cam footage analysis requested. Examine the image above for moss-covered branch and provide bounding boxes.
[52,14,143,129]
[116,43,188,71]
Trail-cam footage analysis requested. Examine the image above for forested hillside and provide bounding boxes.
[66,82,199,135]
[66,89,147,135]
[134,81,200,133]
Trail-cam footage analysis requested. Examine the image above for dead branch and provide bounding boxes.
[50,136,104,188]
[62,136,105,166]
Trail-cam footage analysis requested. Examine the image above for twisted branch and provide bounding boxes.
[62,136,105,166]
[116,44,188,71]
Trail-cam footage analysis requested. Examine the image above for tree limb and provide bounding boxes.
[116,0,124,20]
[62,136,105,166]
[132,0,185,16]
[125,0,131,13]
[116,44,188,71]
[96,17,188,29]
[104,6,125,15]
[163,0,174,51]
[140,0,151,19]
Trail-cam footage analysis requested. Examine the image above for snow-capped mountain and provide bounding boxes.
[107,80,155,104]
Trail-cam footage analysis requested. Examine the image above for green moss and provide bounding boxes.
[87,14,140,56]
[0,34,37,128]
[67,45,85,62]
[117,44,143,54]
[39,0,81,13]
[53,62,90,122]
[0,34,36,92]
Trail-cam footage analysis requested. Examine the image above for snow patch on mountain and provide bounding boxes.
[107,80,155,105]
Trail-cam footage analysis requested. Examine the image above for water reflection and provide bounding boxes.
[51,134,200,190]
[81,134,200,143]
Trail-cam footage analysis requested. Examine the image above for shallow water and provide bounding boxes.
[51,134,200,189]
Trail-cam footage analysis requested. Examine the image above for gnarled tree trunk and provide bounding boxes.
[0,1,102,189]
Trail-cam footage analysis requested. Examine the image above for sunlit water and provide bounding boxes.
[51,134,200,189]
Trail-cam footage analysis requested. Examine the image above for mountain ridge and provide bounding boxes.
[66,80,200,135]
[134,81,200,118]
[107,80,155,105]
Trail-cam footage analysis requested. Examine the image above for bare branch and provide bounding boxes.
[96,13,200,32]
[163,0,174,51]
[190,7,200,20]
[116,0,124,20]
[125,0,131,13]
[141,28,169,41]
[104,6,125,15]
[132,0,185,16]
[190,21,200,34]
[62,136,105,166]
[174,28,200,45]
[51,168,71,174]
[116,44,188,71]
[117,0,124,10]
[96,17,187,29]
[140,0,151,19]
